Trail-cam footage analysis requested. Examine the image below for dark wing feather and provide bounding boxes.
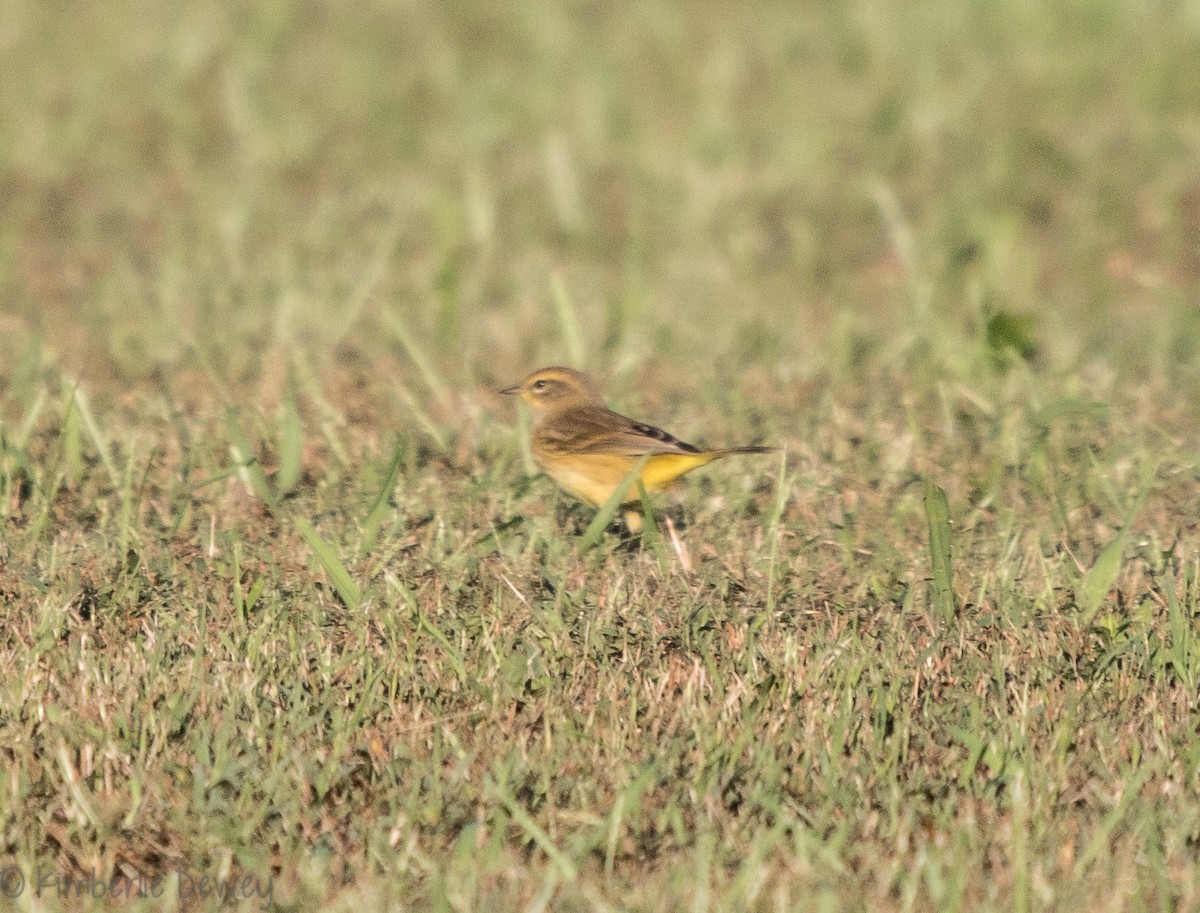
[621,421,702,454]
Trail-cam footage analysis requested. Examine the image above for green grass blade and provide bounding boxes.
[765,449,790,613]
[277,378,303,496]
[871,183,931,320]
[295,517,361,610]
[1072,762,1154,878]
[1078,484,1147,623]
[69,381,120,487]
[118,440,137,555]
[226,411,277,510]
[1078,530,1127,623]
[637,480,667,571]
[486,780,578,881]
[330,219,401,347]
[60,377,83,486]
[396,382,448,453]
[605,763,658,879]
[550,272,585,367]
[416,605,468,685]
[924,478,956,627]
[1160,573,1194,688]
[543,132,586,235]
[232,540,246,622]
[361,442,405,553]
[381,309,449,406]
[16,388,47,449]
[580,455,649,549]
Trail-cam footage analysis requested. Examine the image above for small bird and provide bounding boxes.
[501,366,773,531]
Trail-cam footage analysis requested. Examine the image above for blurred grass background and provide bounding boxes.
[6,0,1198,392]
[3,1,1200,910]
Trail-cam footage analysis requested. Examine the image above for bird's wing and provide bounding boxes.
[539,406,702,456]
[595,419,703,456]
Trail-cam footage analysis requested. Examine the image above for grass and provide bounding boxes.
[2,0,1200,910]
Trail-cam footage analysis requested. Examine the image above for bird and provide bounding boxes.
[500,366,773,531]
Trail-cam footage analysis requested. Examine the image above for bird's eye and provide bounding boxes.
[532,380,548,391]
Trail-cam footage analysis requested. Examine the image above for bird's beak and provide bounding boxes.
[499,384,522,396]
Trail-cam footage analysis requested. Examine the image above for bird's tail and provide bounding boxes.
[709,445,776,457]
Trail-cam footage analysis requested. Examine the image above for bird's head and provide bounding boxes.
[499,366,601,409]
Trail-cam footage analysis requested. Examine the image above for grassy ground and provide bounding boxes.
[3,1,1200,910]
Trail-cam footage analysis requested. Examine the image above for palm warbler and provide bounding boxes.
[501,366,773,530]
